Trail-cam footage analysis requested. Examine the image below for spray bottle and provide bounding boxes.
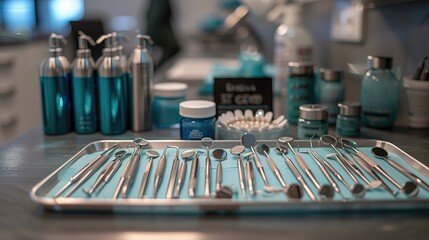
[269,4,314,95]
[39,33,72,135]
[96,33,127,134]
[71,31,97,134]
[128,34,154,131]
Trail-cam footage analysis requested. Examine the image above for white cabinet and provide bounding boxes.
[0,40,47,145]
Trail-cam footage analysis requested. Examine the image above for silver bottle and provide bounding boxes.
[128,34,154,132]
[39,33,72,135]
[71,31,97,134]
[96,33,127,134]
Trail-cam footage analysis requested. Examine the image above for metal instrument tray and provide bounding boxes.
[30,139,429,213]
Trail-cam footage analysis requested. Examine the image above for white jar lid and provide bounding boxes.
[154,82,188,98]
[180,100,216,118]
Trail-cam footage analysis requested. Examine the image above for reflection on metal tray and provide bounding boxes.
[30,139,429,213]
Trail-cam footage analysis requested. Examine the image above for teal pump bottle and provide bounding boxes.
[96,33,127,134]
[112,33,130,128]
[361,56,398,128]
[39,33,72,135]
[71,31,97,134]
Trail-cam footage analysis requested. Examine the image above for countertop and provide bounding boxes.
[1,123,429,239]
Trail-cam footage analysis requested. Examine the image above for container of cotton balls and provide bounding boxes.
[215,109,288,140]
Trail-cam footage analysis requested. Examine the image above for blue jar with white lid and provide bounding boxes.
[180,100,216,140]
[319,68,344,125]
[297,104,328,139]
[336,102,361,137]
[153,82,187,128]
[287,62,314,124]
[361,56,398,128]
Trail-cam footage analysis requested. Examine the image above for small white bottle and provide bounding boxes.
[273,4,314,95]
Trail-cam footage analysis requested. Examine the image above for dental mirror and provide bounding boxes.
[201,137,213,151]
[371,147,419,196]
[145,150,159,158]
[181,149,196,160]
[320,135,337,146]
[212,149,228,160]
[231,145,245,155]
[241,133,256,148]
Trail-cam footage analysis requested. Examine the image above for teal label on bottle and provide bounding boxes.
[297,118,328,139]
[40,75,72,135]
[336,115,360,136]
[287,76,314,124]
[72,76,97,133]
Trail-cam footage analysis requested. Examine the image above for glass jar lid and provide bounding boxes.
[180,100,216,118]
[299,104,328,120]
[320,68,343,81]
[338,102,361,117]
[367,56,393,69]
[288,62,314,76]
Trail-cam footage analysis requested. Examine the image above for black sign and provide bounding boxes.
[214,77,273,116]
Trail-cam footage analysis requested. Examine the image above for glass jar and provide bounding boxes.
[180,100,216,140]
[361,56,398,128]
[336,102,361,137]
[319,68,344,125]
[297,104,328,139]
[287,62,314,124]
[152,82,187,128]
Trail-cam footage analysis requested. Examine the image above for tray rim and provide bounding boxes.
[30,139,429,212]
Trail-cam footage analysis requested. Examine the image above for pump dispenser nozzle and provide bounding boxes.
[136,34,153,49]
[78,31,96,49]
[48,33,67,49]
[96,33,114,47]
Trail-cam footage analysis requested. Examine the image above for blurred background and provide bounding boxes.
[0,0,428,144]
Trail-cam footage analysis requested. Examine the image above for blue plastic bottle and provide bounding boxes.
[71,32,97,134]
[153,82,187,128]
[39,34,72,135]
[96,33,127,135]
[361,56,398,128]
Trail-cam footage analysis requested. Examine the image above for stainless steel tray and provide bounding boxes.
[30,139,429,213]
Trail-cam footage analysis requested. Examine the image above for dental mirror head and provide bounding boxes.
[200,137,213,150]
[230,145,245,156]
[243,152,253,160]
[181,149,196,160]
[320,135,337,146]
[320,185,335,199]
[134,137,149,147]
[338,138,358,149]
[212,149,227,161]
[278,136,294,144]
[241,133,256,148]
[351,184,366,198]
[371,147,389,159]
[115,150,126,157]
[256,143,270,155]
[145,150,159,158]
[215,185,233,199]
[287,184,304,199]
[274,145,288,154]
[402,181,419,196]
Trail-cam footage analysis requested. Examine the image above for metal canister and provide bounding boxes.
[128,34,154,132]
[96,33,127,135]
[71,32,97,134]
[39,33,72,135]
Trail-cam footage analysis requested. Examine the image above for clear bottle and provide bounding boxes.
[297,104,329,139]
[336,102,361,137]
[273,4,314,95]
[180,100,216,140]
[361,56,398,128]
[318,69,344,125]
[153,82,187,128]
[287,62,314,124]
